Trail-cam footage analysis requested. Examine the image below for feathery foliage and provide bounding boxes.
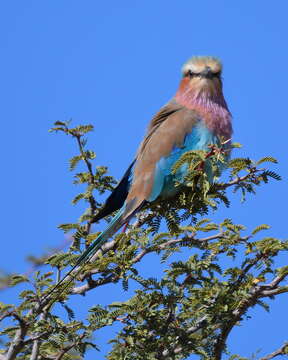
[0,121,286,360]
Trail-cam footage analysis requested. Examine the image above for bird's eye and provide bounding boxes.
[187,70,196,78]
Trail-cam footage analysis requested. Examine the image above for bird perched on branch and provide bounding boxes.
[90,56,232,246]
[47,56,232,300]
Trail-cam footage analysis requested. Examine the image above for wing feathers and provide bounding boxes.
[92,160,135,223]
[127,102,199,204]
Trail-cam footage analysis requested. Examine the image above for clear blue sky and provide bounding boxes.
[0,1,287,359]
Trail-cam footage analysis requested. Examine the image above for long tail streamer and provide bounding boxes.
[42,208,125,307]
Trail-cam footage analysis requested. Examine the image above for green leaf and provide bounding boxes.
[69,154,83,171]
[261,170,282,181]
[252,224,270,235]
[9,274,29,286]
[58,223,79,233]
[230,142,242,148]
[256,156,278,165]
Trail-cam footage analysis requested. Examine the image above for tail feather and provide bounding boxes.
[76,208,125,264]
[42,207,126,306]
[92,160,135,223]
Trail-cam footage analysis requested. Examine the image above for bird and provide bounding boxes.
[46,56,232,301]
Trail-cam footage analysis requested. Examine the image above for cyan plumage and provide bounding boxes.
[49,56,232,298]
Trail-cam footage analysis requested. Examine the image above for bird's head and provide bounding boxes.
[175,56,231,138]
[178,56,223,99]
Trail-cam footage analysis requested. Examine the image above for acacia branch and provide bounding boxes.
[54,333,85,360]
[29,340,39,360]
[71,231,229,295]
[5,313,28,360]
[218,172,254,189]
[259,286,288,297]
[258,272,288,290]
[161,316,208,358]
[88,212,151,264]
[74,133,97,237]
[29,312,48,360]
[213,255,287,360]
[259,342,288,360]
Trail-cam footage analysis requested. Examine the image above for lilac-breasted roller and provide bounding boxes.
[50,56,232,296]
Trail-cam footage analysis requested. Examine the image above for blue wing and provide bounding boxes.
[148,120,219,201]
[93,160,135,222]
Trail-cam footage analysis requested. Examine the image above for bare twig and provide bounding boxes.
[259,286,288,297]
[258,272,288,291]
[218,172,253,189]
[259,342,288,360]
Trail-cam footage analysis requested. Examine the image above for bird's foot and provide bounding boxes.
[122,222,129,233]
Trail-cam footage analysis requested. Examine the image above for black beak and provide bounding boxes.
[201,66,213,79]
